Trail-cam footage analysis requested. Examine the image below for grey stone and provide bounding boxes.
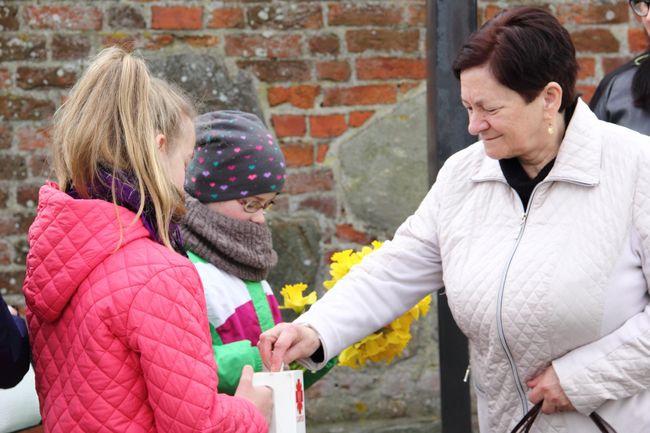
[309,417,441,433]
[146,54,264,121]
[305,300,440,428]
[337,87,428,233]
[267,216,322,307]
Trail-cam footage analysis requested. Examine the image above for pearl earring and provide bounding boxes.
[548,124,554,135]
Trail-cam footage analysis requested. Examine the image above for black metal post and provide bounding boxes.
[427,1,477,432]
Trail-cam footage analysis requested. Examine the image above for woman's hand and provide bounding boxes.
[235,365,273,425]
[527,366,575,414]
[258,323,321,371]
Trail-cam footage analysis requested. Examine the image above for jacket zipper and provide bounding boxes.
[481,175,595,415]
[495,184,540,416]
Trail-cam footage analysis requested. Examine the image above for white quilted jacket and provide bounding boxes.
[297,99,650,432]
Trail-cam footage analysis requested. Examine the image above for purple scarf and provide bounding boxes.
[67,168,185,254]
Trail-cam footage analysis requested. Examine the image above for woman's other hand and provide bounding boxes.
[235,365,273,425]
[527,366,575,414]
[258,323,321,371]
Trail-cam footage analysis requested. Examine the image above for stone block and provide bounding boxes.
[337,87,427,232]
[267,216,322,294]
[146,53,263,119]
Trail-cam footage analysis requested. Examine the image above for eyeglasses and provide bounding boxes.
[630,0,650,17]
[238,198,275,214]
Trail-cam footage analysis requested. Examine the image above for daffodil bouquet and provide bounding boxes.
[279,241,432,368]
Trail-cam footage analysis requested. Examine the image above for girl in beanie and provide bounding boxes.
[182,110,335,394]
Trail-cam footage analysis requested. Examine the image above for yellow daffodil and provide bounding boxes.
[279,283,317,314]
[283,240,433,369]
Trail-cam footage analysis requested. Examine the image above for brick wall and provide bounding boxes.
[0,0,645,300]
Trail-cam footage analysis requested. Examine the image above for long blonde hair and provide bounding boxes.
[52,46,195,250]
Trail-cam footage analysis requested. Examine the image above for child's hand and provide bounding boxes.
[235,365,273,426]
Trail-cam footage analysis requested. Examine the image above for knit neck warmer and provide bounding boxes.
[180,196,277,281]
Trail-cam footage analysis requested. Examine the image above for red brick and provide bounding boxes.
[481,5,503,24]
[556,4,629,25]
[328,4,402,27]
[29,152,51,178]
[0,5,19,31]
[144,34,175,50]
[316,61,350,82]
[407,4,426,26]
[102,32,137,51]
[571,29,619,53]
[577,57,596,81]
[0,154,27,180]
[225,34,302,58]
[0,35,46,62]
[398,82,420,94]
[316,143,329,163]
[0,240,9,265]
[207,7,245,29]
[52,34,91,60]
[310,115,347,138]
[308,34,340,55]
[577,85,597,104]
[0,124,11,149]
[152,6,203,30]
[349,111,374,128]
[357,58,425,80]
[347,29,419,53]
[336,223,371,244]
[323,85,397,107]
[0,270,26,295]
[602,57,630,75]
[180,35,219,47]
[17,66,77,90]
[268,85,320,109]
[0,95,55,121]
[268,87,290,107]
[629,28,649,54]
[104,33,175,51]
[247,4,322,30]
[108,5,145,29]
[17,183,40,208]
[296,195,337,218]
[25,6,102,30]
[281,143,314,167]
[237,60,311,83]
[15,126,50,150]
[284,168,333,194]
[0,69,10,89]
[271,115,306,137]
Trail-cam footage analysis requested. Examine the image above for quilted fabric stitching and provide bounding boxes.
[25,185,267,433]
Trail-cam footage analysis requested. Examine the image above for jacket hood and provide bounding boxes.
[23,182,151,323]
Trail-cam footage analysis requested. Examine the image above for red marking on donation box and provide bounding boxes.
[295,378,304,415]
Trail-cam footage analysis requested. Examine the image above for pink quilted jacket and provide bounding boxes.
[23,183,268,433]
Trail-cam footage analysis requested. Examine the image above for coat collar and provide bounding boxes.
[471,98,601,187]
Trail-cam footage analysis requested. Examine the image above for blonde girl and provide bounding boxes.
[22,47,271,433]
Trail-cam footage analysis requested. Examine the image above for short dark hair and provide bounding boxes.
[452,7,578,111]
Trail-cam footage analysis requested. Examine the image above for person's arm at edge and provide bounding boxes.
[0,294,30,389]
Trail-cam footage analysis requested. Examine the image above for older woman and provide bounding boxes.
[259,7,650,433]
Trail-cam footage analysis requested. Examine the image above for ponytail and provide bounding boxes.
[52,47,194,250]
